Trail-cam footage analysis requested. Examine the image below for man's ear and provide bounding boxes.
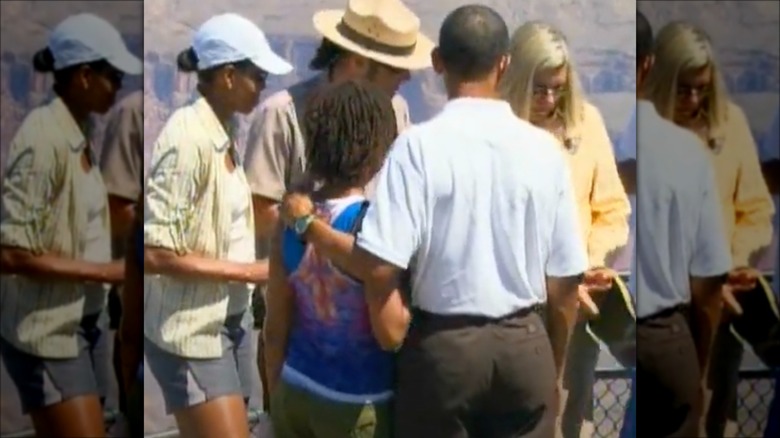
[222,64,237,90]
[431,47,444,74]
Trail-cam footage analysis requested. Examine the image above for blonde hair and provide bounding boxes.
[499,21,585,133]
[642,21,729,130]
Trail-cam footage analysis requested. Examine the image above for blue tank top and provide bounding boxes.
[280,199,395,404]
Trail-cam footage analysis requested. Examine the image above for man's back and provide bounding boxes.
[633,100,731,317]
[359,97,586,317]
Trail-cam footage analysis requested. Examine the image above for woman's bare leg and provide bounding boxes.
[175,394,249,438]
[30,395,105,437]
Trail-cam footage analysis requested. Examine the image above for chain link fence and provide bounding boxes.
[592,369,776,437]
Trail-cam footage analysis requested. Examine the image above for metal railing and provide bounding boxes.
[591,369,776,437]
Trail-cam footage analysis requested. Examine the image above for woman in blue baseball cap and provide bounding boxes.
[143,13,292,438]
[0,12,141,438]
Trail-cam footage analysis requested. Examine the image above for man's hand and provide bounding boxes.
[726,267,759,292]
[280,192,314,227]
[582,267,616,292]
[577,284,600,321]
[576,268,617,321]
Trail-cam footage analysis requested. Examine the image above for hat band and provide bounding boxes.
[336,20,417,57]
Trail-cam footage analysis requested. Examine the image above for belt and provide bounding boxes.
[637,303,689,324]
[412,303,544,326]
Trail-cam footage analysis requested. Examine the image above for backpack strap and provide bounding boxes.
[349,200,370,236]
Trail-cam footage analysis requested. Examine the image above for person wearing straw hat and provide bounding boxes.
[620,11,733,437]
[0,12,141,437]
[142,13,292,438]
[244,0,433,410]
[282,5,587,437]
[98,89,143,434]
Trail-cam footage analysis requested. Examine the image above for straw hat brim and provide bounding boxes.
[313,9,434,71]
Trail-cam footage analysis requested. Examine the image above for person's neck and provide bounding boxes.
[57,90,90,133]
[445,78,500,101]
[314,184,364,201]
[200,87,234,133]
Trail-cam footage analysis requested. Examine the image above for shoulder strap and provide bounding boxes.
[349,201,370,236]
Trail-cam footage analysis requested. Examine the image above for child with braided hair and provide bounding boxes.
[264,79,402,438]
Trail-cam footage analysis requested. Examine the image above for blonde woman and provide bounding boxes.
[143,13,292,438]
[499,21,631,438]
[643,21,774,438]
[0,13,140,437]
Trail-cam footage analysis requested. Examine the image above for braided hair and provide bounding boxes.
[303,80,397,188]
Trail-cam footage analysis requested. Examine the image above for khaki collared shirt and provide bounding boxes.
[244,75,411,203]
[144,97,256,358]
[560,102,631,267]
[694,101,774,267]
[0,97,112,358]
[100,91,143,202]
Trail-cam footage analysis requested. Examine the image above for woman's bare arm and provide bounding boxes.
[144,246,268,284]
[263,226,295,395]
[1,246,123,284]
[302,218,365,279]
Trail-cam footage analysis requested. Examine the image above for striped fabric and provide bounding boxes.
[143,97,255,359]
[0,97,111,358]
[563,102,631,267]
[702,102,775,267]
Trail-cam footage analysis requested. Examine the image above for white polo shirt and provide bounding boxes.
[759,108,779,295]
[356,98,588,318]
[631,101,732,318]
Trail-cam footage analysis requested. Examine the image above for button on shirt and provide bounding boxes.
[356,98,588,317]
[632,101,732,318]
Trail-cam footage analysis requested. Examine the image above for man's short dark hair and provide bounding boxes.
[438,5,509,81]
[637,11,653,66]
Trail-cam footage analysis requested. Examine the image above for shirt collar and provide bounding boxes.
[443,97,513,116]
[191,96,233,151]
[48,96,88,152]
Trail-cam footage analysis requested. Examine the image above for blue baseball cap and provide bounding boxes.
[48,13,142,74]
[192,13,293,75]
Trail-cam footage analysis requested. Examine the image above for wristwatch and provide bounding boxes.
[292,214,315,236]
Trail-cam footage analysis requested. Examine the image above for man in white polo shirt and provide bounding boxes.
[624,11,733,438]
[347,5,587,437]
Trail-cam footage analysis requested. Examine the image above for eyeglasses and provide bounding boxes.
[532,84,566,98]
[676,84,711,99]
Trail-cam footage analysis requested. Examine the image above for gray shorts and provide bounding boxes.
[144,310,256,414]
[0,311,110,414]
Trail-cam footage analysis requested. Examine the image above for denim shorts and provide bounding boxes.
[0,311,110,414]
[144,310,256,414]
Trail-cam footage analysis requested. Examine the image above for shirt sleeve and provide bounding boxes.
[143,124,204,254]
[99,96,143,201]
[730,110,775,267]
[356,132,427,269]
[613,107,637,162]
[691,162,733,277]
[243,101,295,202]
[587,109,631,266]
[392,94,412,133]
[759,109,780,163]
[547,156,589,276]
[0,126,63,254]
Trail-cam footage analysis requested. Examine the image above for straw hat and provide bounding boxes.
[313,0,434,71]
